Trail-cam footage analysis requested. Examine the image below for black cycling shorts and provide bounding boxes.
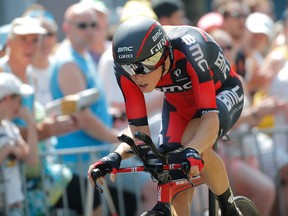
[159,76,244,146]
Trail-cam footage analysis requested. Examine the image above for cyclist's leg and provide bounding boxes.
[182,118,241,215]
[158,100,195,215]
[182,77,244,215]
[206,78,244,215]
[171,188,194,215]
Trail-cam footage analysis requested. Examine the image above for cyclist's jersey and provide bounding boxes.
[114,25,241,127]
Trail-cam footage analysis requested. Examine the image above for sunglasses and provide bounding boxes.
[224,11,247,19]
[46,32,56,37]
[74,22,97,30]
[121,47,169,76]
[222,45,233,51]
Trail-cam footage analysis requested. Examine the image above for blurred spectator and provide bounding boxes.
[0,24,10,58]
[20,6,80,215]
[209,29,236,64]
[244,12,274,94]
[23,6,59,105]
[50,3,119,215]
[243,0,275,18]
[219,1,250,49]
[0,73,38,215]
[81,0,111,65]
[0,17,46,83]
[272,9,288,59]
[218,1,250,78]
[268,61,288,214]
[151,0,186,25]
[197,12,223,33]
[0,16,77,142]
[0,14,80,215]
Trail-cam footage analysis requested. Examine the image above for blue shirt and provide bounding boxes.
[50,40,112,164]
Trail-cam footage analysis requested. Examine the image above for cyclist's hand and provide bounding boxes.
[88,152,122,187]
[180,148,204,177]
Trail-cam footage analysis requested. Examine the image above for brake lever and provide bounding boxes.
[91,168,107,193]
[95,183,103,193]
[181,161,195,187]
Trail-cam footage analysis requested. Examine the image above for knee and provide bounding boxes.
[202,148,224,166]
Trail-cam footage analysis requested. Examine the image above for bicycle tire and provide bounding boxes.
[234,196,261,216]
[140,210,166,216]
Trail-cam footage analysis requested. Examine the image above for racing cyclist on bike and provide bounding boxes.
[88,16,244,216]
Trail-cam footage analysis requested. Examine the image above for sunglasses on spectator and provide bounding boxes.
[73,22,97,30]
[46,32,56,37]
[222,45,233,51]
[224,11,247,19]
[121,46,169,76]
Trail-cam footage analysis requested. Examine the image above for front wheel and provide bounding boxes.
[140,210,166,216]
[235,196,261,216]
[141,202,171,216]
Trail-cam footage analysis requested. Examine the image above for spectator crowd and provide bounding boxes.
[0,0,287,215]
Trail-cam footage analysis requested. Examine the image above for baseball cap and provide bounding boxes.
[24,9,58,33]
[197,12,223,32]
[0,73,33,100]
[245,12,274,39]
[10,16,47,35]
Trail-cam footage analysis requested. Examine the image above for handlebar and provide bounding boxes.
[91,161,191,193]
[91,132,192,192]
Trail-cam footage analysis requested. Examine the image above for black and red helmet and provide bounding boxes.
[113,16,170,75]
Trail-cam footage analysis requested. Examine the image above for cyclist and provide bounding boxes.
[88,16,244,216]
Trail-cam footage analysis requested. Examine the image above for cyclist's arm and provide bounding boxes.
[182,28,224,154]
[114,63,151,159]
[183,112,219,154]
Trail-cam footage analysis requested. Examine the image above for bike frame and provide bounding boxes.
[117,164,204,204]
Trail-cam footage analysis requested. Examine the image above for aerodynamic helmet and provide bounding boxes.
[112,16,170,75]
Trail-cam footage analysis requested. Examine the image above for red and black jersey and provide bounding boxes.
[114,25,240,127]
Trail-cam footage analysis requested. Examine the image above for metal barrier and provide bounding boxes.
[224,126,288,216]
[21,144,143,216]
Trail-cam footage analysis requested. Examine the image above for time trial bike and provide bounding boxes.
[92,132,260,216]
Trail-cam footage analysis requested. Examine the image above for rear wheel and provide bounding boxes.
[235,196,261,216]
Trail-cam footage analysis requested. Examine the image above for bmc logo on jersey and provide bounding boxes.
[214,52,229,79]
[181,34,208,72]
[216,85,244,112]
[156,81,192,93]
